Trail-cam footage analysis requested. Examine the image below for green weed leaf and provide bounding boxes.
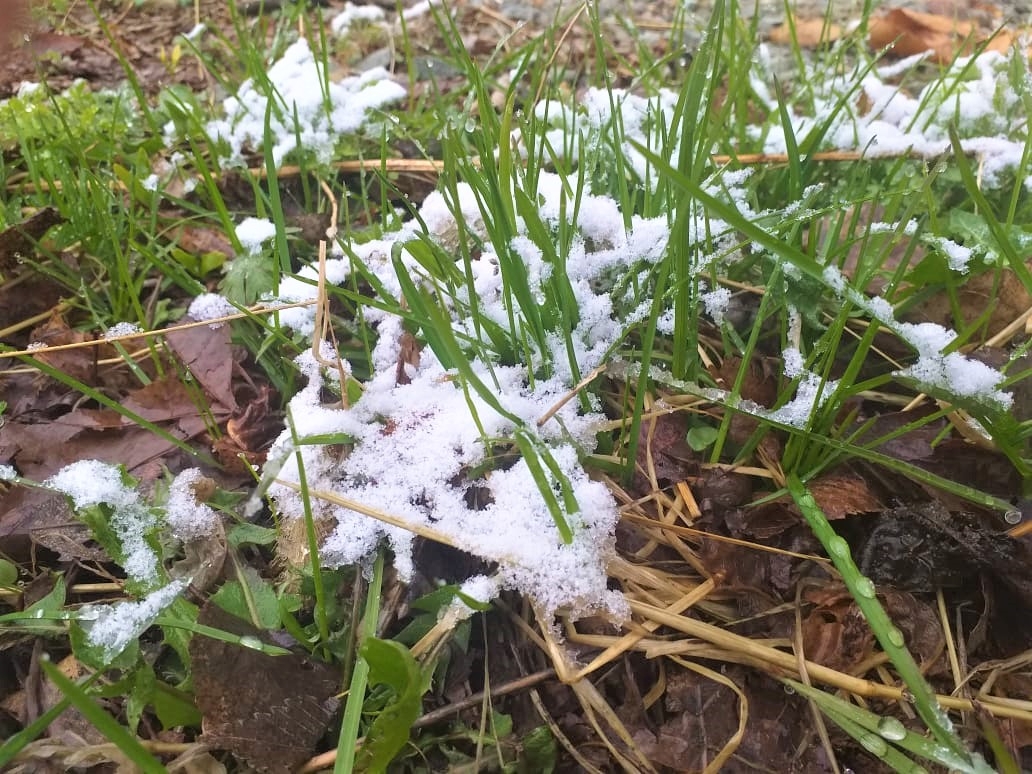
[354,637,426,772]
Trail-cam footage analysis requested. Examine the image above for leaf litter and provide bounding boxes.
[3,0,1032,771]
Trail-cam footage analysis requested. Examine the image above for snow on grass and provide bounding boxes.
[205,38,405,167]
[166,469,220,541]
[824,267,1012,408]
[46,461,161,585]
[187,292,235,324]
[77,579,186,662]
[330,3,386,36]
[761,50,1031,187]
[257,171,693,619]
[235,217,277,256]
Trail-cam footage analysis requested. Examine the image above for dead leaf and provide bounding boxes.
[0,207,64,274]
[190,603,340,774]
[803,584,943,672]
[869,8,978,63]
[214,384,279,474]
[395,329,421,386]
[632,666,742,770]
[909,265,1032,340]
[802,585,877,672]
[165,324,238,413]
[632,410,698,495]
[807,472,882,519]
[26,313,99,386]
[769,16,843,48]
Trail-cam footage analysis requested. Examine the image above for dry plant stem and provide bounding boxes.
[530,2,587,105]
[569,678,658,774]
[627,598,1032,721]
[272,478,458,545]
[536,363,606,427]
[0,301,317,360]
[670,656,748,773]
[411,669,556,729]
[528,687,606,774]
[793,585,841,774]
[620,512,829,564]
[564,578,717,681]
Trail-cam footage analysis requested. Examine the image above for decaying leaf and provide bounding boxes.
[190,603,340,774]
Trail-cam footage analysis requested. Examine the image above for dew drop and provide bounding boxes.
[828,536,851,559]
[464,118,476,133]
[783,684,795,695]
[876,716,907,741]
[238,635,264,651]
[886,627,906,648]
[859,732,888,757]
[854,576,877,599]
[1005,509,1022,525]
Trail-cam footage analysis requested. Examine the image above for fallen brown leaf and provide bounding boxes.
[807,472,882,520]
[769,16,843,48]
[190,603,340,774]
[0,207,64,274]
[165,323,238,413]
[869,8,978,63]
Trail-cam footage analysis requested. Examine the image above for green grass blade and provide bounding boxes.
[39,658,166,773]
[786,474,986,769]
[335,549,385,774]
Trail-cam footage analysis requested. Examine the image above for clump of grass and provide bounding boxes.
[2,0,1031,771]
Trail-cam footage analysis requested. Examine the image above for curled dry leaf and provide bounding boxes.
[214,383,279,475]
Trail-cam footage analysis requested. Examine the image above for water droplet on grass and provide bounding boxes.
[886,627,905,648]
[877,717,907,741]
[238,635,264,651]
[828,536,851,559]
[854,576,877,599]
[859,732,888,756]
[1005,510,1021,524]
